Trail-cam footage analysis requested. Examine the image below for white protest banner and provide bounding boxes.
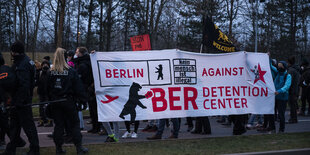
[90,49,275,122]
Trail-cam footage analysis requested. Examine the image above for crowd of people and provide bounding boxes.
[0,41,310,155]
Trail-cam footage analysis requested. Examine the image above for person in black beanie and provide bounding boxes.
[1,41,40,155]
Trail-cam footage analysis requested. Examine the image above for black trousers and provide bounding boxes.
[52,101,82,146]
[0,110,9,141]
[186,117,193,128]
[88,98,100,131]
[6,106,39,153]
[276,100,287,132]
[301,86,310,113]
[230,114,247,135]
[195,117,211,133]
[263,114,275,130]
[288,94,297,121]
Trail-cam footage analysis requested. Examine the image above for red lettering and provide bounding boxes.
[211,87,217,97]
[151,88,167,112]
[127,69,133,78]
[227,98,232,108]
[203,99,210,109]
[239,67,244,75]
[202,68,207,76]
[252,87,259,96]
[208,68,214,76]
[261,87,268,97]
[225,86,231,96]
[218,99,226,109]
[218,86,224,96]
[137,69,143,77]
[113,69,119,78]
[203,87,209,97]
[120,69,126,78]
[232,67,238,75]
[211,99,216,109]
[168,87,182,110]
[215,68,221,76]
[184,87,198,110]
[106,69,112,78]
[241,98,248,108]
[234,98,240,108]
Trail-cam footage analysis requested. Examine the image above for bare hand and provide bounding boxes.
[275,91,279,95]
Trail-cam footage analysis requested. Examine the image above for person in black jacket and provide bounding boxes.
[74,47,99,133]
[37,60,53,127]
[1,41,40,155]
[48,48,88,154]
[287,56,300,123]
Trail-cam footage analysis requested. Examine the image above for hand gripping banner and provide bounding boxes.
[90,49,275,122]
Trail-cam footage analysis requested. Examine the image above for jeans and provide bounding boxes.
[248,114,263,125]
[156,118,180,137]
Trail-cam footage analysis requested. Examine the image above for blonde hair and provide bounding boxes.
[34,60,41,70]
[51,48,70,73]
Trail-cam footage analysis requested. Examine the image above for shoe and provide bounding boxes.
[105,135,118,143]
[233,129,246,135]
[98,129,108,135]
[148,125,158,132]
[246,124,253,130]
[268,129,276,134]
[86,120,92,124]
[131,132,138,138]
[44,120,53,127]
[286,119,298,124]
[147,134,162,140]
[187,126,193,132]
[191,130,202,134]
[26,150,40,155]
[201,131,211,135]
[87,128,99,134]
[255,124,263,128]
[142,125,152,132]
[37,120,44,127]
[121,131,131,138]
[76,146,88,155]
[167,134,178,139]
[16,138,26,147]
[56,146,66,155]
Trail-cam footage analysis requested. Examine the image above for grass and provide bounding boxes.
[14,132,310,155]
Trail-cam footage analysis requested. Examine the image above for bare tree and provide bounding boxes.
[57,0,66,47]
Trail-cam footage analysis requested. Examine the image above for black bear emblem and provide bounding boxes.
[119,82,152,122]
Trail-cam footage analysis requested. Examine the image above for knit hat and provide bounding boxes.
[10,41,25,53]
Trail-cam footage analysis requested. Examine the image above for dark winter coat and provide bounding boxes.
[287,64,300,95]
[11,55,36,106]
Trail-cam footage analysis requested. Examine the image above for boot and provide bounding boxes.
[146,134,162,140]
[76,143,89,155]
[37,120,44,127]
[44,120,53,127]
[56,145,66,155]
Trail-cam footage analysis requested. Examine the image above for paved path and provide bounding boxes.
[1,112,310,149]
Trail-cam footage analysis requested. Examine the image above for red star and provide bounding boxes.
[253,63,267,84]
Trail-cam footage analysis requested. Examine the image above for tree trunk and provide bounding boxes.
[76,0,81,47]
[54,0,60,47]
[99,0,104,51]
[106,0,112,51]
[86,0,94,49]
[57,0,65,48]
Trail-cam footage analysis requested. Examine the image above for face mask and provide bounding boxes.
[278,68,285,72]
[301,66,304,70]
[74,54,78,59]
[43,66,49,71]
